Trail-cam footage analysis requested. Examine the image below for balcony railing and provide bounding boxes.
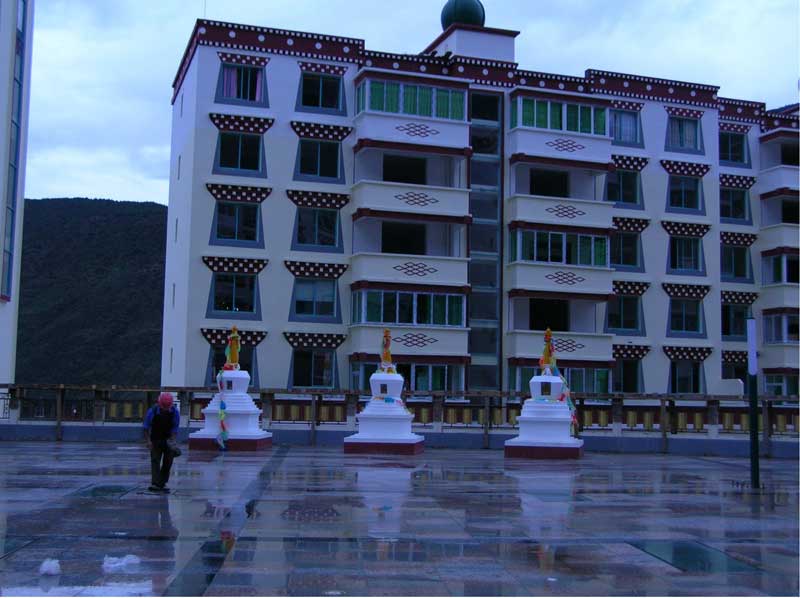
[349,323,468,357]
[758,164,799,193]
[507,127,612,164]
[351,180,469,218]
[759,222,799,245]
[506,261,613,296]
[351,252,469,287]
[759,284,799,309]
[353,110,469,149]
[507,329,613,362]
[507,194,613,230]
[760,344,800,370]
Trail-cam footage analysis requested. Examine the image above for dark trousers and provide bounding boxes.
[150,441,174,487]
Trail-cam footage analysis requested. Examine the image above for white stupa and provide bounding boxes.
[344,329,424,454]
[505,329,583,459]
[189,327,272,451]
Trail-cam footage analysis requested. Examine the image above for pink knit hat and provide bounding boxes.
[158,392,174,409]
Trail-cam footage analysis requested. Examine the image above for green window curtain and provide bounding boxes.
[431,366,446,391]
[522,99,535,126]
[385,82,400,113]
[593,107,606,135]
[447,296,463,326]
[579,106,592,133]
[522,231,535,260]
[549,102,563,129]
[509,231,518,260]
[416,294,431,324]
[450,91,465,120]
[566,104,579,131]
[356,84,364,113]
[535,100,548,128]
[565,234,578,264]
[369,81,385,111]
[436,89,450,119]
[595,369,609,393]
[433,295,447,324]
[593,237,607,266]
[417,86,433,116]
[510,99,518,128]
[403,85,418,115]
[366,291,382,322]
[579,236,592,265]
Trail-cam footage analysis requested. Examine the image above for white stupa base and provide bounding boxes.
[189,370,271,451]
[505,399,582,459]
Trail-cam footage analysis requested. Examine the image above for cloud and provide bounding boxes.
[24,0,799,205]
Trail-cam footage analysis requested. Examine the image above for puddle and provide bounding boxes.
[72,485,135,498]
[630,540,758,573]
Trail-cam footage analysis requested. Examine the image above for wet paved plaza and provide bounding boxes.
[0,443,797,596]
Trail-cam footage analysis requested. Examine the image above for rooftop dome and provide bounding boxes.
[441,0,486,30]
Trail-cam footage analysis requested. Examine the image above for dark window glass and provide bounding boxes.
[469,192,498,220]
[214,274,234,311]
[529,299,569,331]
[788,256,799,283]
[721,304,748,337]
[530,170,568,197]
[293,349,333,387]
[607,171,639,203]
[216,203,257,241]
[721,245,749,279]
[382,291,397,323]
[471,160,499,186]
[317,209,337,245]
[217,204,237,239]
[239,135,261,170]
[669,299,701,333]
[469,364,498,389]
[669,176,700,210]
[234,276,255,312]
[398,293,414,323]
[219,133,240,168]
[469,261,497,288]
[299,140,318,174]
[318,142,339,177]
[301,73,340,109]
[469,327,498,354]
[471,94,499,122]
[781,200,799,224]
[381,221,426,254]
[670,361,701,393]
[213,274,256,313]
[608,296,639,331]
[720,188,747,220]
[780,143,799,166]
[383,155,426,185]
[719,131,746,163]
[299,140,339,178]
[613,359,640,393]
[470,291,497,320]
[470,126,500,154]
[471,224,498,253]
[301,73,321,107]
[294,279,335,317]
[669,237,701,272]
[610,233,639,267]
[321,76,340,108]
[416,294,431,324]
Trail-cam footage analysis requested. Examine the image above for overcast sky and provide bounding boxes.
[25,0,799,205]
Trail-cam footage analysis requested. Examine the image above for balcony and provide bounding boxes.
[507,194,613,230]
[759,284,799,309]
[349,324,468,357]
[507,330,614,363]
[760,343,800,370]
[351,252,469,287]
[758,165,799,195]
[353,110,469,150]
[506,261,613,297]
[759,223,799,247]
[507,127,612,167]
[351,180,469,218]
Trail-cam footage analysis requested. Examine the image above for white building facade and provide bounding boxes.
[161,12,799,398]
[0,0,33,385]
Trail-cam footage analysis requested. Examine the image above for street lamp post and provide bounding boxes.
[746,318,760,490]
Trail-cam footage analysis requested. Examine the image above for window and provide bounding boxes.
[610,110,640,144]
[220,65,264,103]
[764,374,799,396]
[381,221,426,255]
[296,208,337,248]
[568,368,610,393]
[670,361,702,393]
[763,254,799,284]
[520,99,563,130]
[352,363,461,393]
[529,299,569,331]
[292,349,334,388]
[215,202,258,242]
[298,140,340,179]
[721,245,750,281]
[293,279,336,319]
[780,143,799,166]
[764,313,800,344]
[353,290,464,327]
[607,296,641,333]
[669,299,703,335]
[721,304,749,339]
[610,233,641,269]
[365,80,464,120]
[218,133,261,171]
[471,126,500,155]
[301,73,341,110]
[782,199,799,224]
[668,237,703,273]
[668,176,701,211]
[667,117,700,151]
[613,359,641,393]
[435,88,465,120]
[519,230,607,267]
[213,274,256,313]
[719,131,746,164]
[530,169,568,197]
[607,170,640,205]
[565,103,606,135]
[471,94,499,122]
[720,188,749,221]
[383,155,426,185]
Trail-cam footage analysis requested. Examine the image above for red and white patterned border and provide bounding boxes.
[720,290,758,305]
[720,231,757,247]
[206,183,272,204]
[284,261,348,279]
[613,281,650,296]
[202,256,268,274]
[612,155,648,171]
[722,350,747,364]
[290,121,353,141]
[719,174,756,189]
[217,52,269,67]
[662,283,711,299]
[201,328,267,347]
[661,221,711,237]
[612,217,650,233]
[659,160,711,177]
[611,100,644,112]
[210,113,274,134]
[665,106,704,119]
[719,121,751,134]
[286,189,350,209]
[663,346,713,361]
[283,332,347,349]
[298,61,347,75]
[613,344,651,360]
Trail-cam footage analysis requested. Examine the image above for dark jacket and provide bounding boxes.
[143,405,180,443]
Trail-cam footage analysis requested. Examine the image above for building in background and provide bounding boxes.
[161,0,799,398]
[0,0,34,385]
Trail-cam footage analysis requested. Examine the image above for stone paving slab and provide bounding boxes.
[0,442,796,596]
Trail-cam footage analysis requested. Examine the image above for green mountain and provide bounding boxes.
[15,198,166,386]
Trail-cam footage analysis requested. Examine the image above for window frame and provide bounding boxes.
[293,139,345,184]
[215,62,269,108]
[351,289,466,328]
[763,313,800,344]
[720,245,753,283]
[516,229,609,268]
[665,116,704,155]
[764,374,799,396]
[669,360,705,393]
[666,175,705,214]
[762,254,800,285]
[606,295,645,336]
[357,79,465,121]
[606,169,643,207]
[291,206,343,253]
[290,348,337,389]
[609,232,644,272]
[296,71,346,116]
[206,272,261,321]
[207,345,259,388]
[210,201,264,248]
[610,109,643,146]
[667,236,706,276]
[721,303,750,341]
[613,358,643,393]
[290,278,341,324]
[667,298,706,338]
[213,132,267,178]
[720,187,751,224]
[719,131,749,167]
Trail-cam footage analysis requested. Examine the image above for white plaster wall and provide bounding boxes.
[432,29,516,63]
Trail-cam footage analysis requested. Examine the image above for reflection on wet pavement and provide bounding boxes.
[0,443,796,596]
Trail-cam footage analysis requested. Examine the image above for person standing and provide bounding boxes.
[143,392,180,492]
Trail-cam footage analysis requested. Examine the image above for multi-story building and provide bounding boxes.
[161,0,799,397]
[0,0,34,385]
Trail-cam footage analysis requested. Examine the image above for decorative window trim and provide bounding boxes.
[612,280,650,296]
[613,344,651,359]
[284,260,348,279]
[719,121,752,134]
[205,272,262,321]
[290,121,353,142]
[611,100,644,112]
[722,350,748,364]
[661,221,711,237]
[286,189,350,209]
[283,331,347,349]
[214,60,269,108]
[720,231,757,247]
[612,216,650,233]
[201,328,268,346]
[209,201,265,249]
[663,346,713,361]
[293,139,346,184]
[217,52,269,67]
[660,159,710,178]
[202,256,268,274]
[611,155,648,171]
[720,290,758,305]
[719,174,756,190]
[288,277,342,324]
[209,113,274,134]
[212,132,268,179]
[298,61,348,76]
[662,283,711,299]
[207,183,272,203]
